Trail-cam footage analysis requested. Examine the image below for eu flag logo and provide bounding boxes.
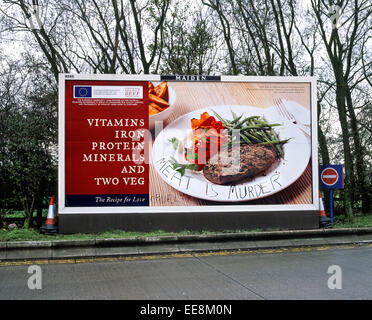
[74,86,92,98]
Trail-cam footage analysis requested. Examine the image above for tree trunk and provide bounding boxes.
[335,82,354,219]
[345,86,371,214]
[23,198,35,229]
[23,207,33,229]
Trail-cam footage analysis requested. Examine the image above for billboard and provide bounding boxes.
[58,74,318,232]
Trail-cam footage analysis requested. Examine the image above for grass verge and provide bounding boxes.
[333,214,372,228]
[0,228,218,242]
[1,214,371,242]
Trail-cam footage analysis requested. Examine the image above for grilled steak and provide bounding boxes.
[203,144,277,185]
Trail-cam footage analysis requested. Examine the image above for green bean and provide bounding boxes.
[258,139,290,145]
[231,109,238,120]
[229,114,244,125]
[212,110,229,126]
[261,129,274,141]
[240,133,252,145]
[241,124,281,130]
[245,116,261,122]
[276,145,284,158]
[244,131,262,143]
[245,126,266,140]
[261,129,282,157]
[213,111,289,159]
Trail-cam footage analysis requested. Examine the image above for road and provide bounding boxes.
[0,244,371,300]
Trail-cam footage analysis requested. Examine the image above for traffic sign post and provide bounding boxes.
[319,164,344,226]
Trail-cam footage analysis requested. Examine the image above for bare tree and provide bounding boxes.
[2,0,171,77]
[2,0,69,82]
[160,2,222,75]
[202,0,239,75]
[311,0,371,216]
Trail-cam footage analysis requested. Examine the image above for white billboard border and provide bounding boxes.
[58,73,319,215]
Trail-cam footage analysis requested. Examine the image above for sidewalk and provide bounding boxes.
[1,227,372,262]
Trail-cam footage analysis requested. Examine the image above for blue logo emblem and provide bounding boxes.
[74,86,92,98]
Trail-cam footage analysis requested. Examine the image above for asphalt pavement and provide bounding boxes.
[1,244,371,300]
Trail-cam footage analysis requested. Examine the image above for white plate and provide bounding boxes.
[152,105,311,202]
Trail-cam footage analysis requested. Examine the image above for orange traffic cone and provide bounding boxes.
[40,196,58,234]
[319,191,327,217]
[319,191,331,228]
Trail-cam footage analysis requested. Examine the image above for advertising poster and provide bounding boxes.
[59,75,318,216]
[64,80,149,207]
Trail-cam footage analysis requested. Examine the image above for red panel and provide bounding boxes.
[65,80,149,196]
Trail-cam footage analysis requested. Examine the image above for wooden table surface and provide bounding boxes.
[149,82,313,207]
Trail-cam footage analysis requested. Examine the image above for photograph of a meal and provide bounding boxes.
[150,81,312,206]
[168,110,288,185]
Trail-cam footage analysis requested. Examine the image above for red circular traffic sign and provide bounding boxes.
[321,168,339,186]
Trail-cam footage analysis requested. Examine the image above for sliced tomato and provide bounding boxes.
[187,112,227,170]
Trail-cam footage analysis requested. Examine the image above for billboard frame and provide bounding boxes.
[58,74,319,232]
